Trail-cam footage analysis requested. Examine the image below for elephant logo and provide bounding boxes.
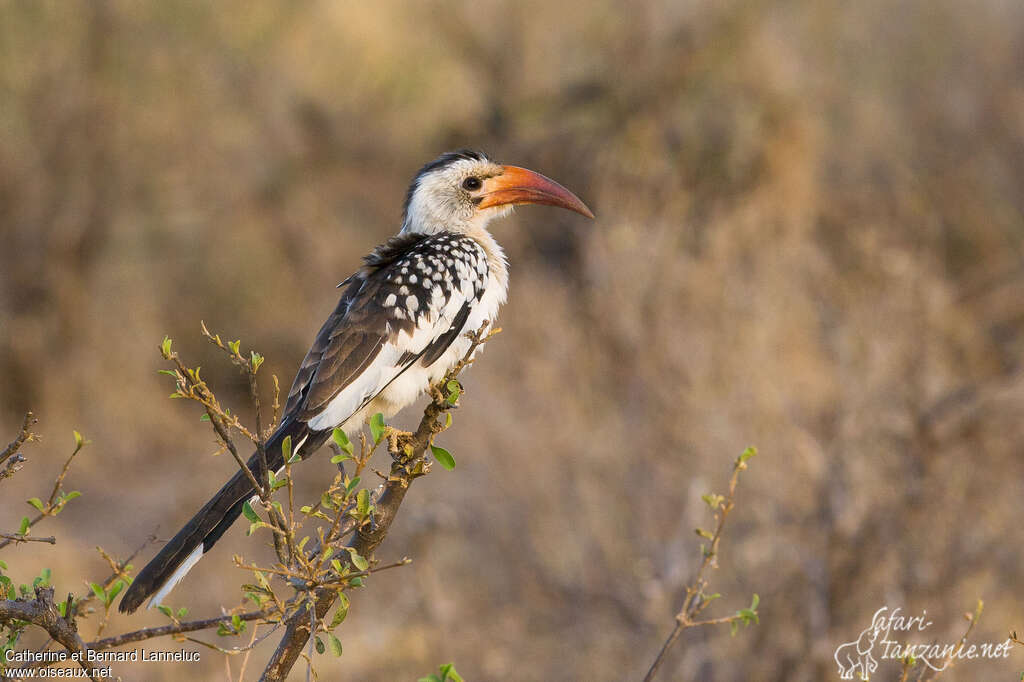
[834,607,887,680]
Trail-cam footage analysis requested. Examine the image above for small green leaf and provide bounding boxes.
[440,663,463,682]
[157,604,173,618]
[315,637,325,655]
[444,412,452,429]
[288,453,301,464]
[701,493,725,509]
[346,548,369,571]
[332,428,354,455]
[242,500,260,523]
[330,453,350,464]
[157,369,177,377]
[345,476,361,494]
[199,413,211,422]
[328,633,343,656]
[228,339,241,355]
[750,593,760,610]
[250,351,264,372]
[738,446,757,463]
[63,491,81,501]
[349,576,364,587]
[329,593,350,628]
[356,489,370,516]
[106,580,125,606]
[18,517,30,536]
[445,379,461,405]
[161,336,172,358]
[73,430,85,448]
[430,445,456,471]
[369,413,386,444]
[26,498,44,512]
[331,559,344,574]
[281,435,292,461]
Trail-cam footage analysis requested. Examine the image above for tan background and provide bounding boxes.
[2,0,1024,679]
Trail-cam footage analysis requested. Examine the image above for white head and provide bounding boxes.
[400,149,593,235]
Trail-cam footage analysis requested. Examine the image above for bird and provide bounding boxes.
[119,149,593,614]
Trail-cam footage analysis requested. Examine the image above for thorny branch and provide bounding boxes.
[259,325,499,682]
[1,324,499,680]
[643,447,759,682]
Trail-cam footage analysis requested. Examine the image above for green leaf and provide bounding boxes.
[177,607,189,619]
[349,576,364,587]
[161,336,172,358]
[106,580,125,606]
[73,430,85,448]
[26,498,44,512]
[332,428,354,455]
[18,517,30,536]
[0,560,6,570]
[439,663,463,682]
[281,435,292,461]
[242,501,260,523]
[701,493,725,509]
[63,491,81,502]
[750,593,760,610]
[330,453,350,464]
[369,413,386,444]
[228,339,240,355]
[445,379,461,405]
[199,413,210,422]
[356,489,370,516]
[157,369,177,377]
[346,548,369,572]
[329,593,350,628]
[250,351,264,372]
[430,445,456,471]
[315,637,325,655]
[328,633,343,656]
[157,604,173,619]
[738,446,757,463]
[345,476,361,494]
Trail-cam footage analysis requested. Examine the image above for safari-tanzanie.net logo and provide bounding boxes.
[833,606,1012,679]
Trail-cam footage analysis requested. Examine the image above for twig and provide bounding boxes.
[0,434,87,552]
[0,411,37,467]
[0,533,55,544]
[643,448,758,682]
[86,608,277,651]
[920,600,984,680]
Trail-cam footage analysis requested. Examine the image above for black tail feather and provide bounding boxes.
[119,419,325,613]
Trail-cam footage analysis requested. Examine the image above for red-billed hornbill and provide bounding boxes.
[119,150,593,613]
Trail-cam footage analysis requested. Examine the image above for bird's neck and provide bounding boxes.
[465,227,509,300]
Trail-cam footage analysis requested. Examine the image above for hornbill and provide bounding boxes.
[119,150,593,613]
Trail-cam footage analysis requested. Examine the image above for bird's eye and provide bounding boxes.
[462,177,482,191]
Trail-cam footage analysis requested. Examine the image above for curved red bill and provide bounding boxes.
[478,165,594,219]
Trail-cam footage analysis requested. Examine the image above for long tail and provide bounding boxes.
[119,419,326,614]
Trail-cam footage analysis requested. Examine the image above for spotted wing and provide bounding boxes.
[283,232,488,431]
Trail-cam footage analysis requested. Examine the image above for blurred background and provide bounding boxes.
[2,0,1024,679]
